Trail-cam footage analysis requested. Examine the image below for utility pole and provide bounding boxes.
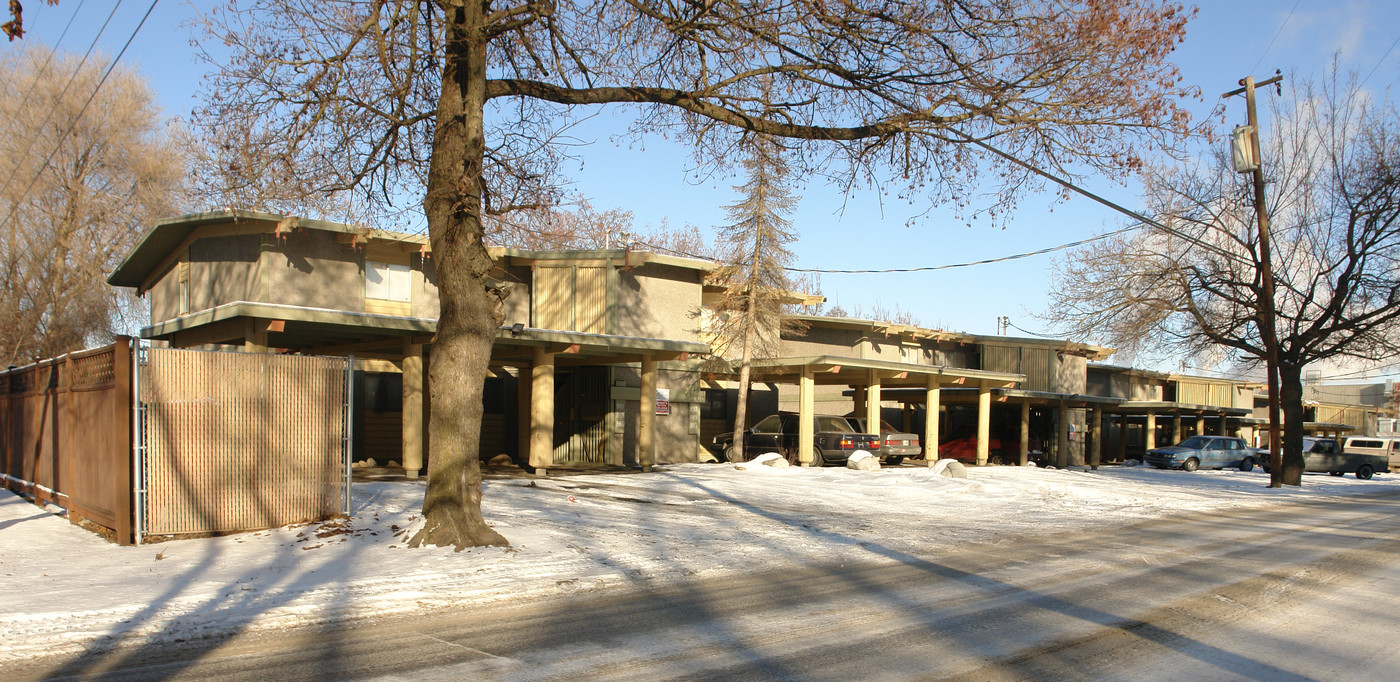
[1224,72,1284,488]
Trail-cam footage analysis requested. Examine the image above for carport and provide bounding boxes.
[137,301,707,476]
[745,356,1022,466]
[1108,401,1255,459]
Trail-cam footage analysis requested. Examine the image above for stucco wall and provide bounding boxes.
[262,230,364,311]
[615,365,704,464]
[780,326,863,358]
[149,263,181,323]
[615,263,701,341]
[415,255,441,319]
[189,234,261,312]
[1056,354,1088,394]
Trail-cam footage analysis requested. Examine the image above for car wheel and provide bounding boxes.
[1357,464,1375,480]
[988,450,1006,466]
[806,450,823,468]
[884,455,905,466]
[1182,458,1199,472]
[1238,458,1255,472]
[1329,471,1344,477]
[724,444,741,463]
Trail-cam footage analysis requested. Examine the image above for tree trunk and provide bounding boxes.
[409,1,508,550]
[1278,361,1306,487]
[729,319,756,464]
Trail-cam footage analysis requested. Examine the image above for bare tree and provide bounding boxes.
[190,0,1199,549]
[709,134,805,464]
[1048,71,1400,486]
[0,45,186,365]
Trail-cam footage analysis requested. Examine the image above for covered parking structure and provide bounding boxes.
[744,356,1022,466]
[137,300,707,476]
[1106,401,1256,460]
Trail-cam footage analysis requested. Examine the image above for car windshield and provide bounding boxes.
[751,415,783,433]
[1178,436,1212,449]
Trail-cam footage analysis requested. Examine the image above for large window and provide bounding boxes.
[366,261,412,302]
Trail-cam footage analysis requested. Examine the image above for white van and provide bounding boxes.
[1342,436,1400,472]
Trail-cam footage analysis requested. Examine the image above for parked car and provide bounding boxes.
[1260,437,1385,479]
[713,413,879,466]
[937,436,1014,465]
[849,418,921,465]
[1144,435,1258,472]
[1340,436,1400,473]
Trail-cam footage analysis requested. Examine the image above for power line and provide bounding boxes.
[1250,0,1301,76]
[1360,32,1400,89]
[0,0,123,202]
[0,1,159,239]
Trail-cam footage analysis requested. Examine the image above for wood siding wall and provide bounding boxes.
[142,349,348,536]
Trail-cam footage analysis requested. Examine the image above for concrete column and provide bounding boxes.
[1241,424,1254,446]
[401,343,424,479]
[800,367,816,466]
[529,347,555,475]
[1146,412,1157,450]
[1219,414,1228,437]
[639,355,657,471]
[1056,401,1070,468]
[853,386,867,423]
[1195,415,1206,437]
[1172,415,1182,444]
[866,371,882,434]
[1116,415,1128,461]
[1090,406,1103,469]
[902,403,913,432]
[1019,401,1031,466]
[976,381,991,466]
[924,377,940,464]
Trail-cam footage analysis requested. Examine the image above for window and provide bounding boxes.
[365,261,412,302]
[752,415,783,433]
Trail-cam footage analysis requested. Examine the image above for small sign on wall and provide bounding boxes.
[655,388,670,415]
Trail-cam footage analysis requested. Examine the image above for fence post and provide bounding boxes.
[113,337,134,545]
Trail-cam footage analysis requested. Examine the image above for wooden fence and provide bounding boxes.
[2,341,350,543]
[142,349,349,535]
[1,341,134,542]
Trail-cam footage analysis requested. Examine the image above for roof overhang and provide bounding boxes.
[735,355,1023,388]
[140,301,708,364]
[1116,401,1253,417]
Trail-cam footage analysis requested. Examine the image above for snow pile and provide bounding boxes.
[0,463,1392,663]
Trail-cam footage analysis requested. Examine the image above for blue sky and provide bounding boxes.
[13,1,1400,371]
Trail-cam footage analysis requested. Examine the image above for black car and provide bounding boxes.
[714,413,879,466]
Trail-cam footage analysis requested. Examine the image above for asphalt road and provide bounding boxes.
[20,491,1400,681]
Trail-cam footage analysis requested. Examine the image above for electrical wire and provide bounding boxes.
[1250,0,1300,76]
[0,1,160,239]
[1360,32,1400,90]
[0,0,123,202]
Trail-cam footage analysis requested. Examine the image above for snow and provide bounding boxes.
[0,462,1393,663]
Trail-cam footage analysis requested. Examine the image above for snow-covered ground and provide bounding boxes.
[1,461,1393,664]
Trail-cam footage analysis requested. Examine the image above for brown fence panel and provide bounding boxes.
[1,340,134,544]
[143,350,347,536]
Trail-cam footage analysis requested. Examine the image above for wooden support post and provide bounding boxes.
[401,343,424,479]
[1019,401,1031,466]
[866,370,881,436]
[1090,406,1103,470]
[976,381,991,466]
[1218,413,1228,437]
[1146,412,1157,450]
[517,366,531,465]
[1196,415,1206,438]
[639,355,657,471]
[530,347,554,475]
[853,385,867,423]
[924,377,940,465]
[1172,415,1182,445]
[244,318,270,354]
[1057,401,1070,468]
[800,367,816,466]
